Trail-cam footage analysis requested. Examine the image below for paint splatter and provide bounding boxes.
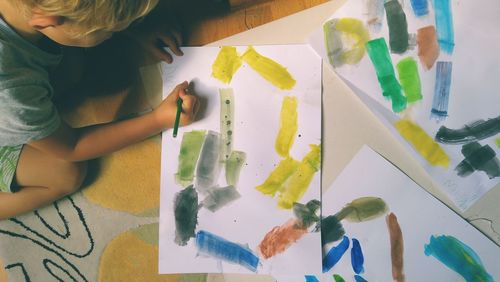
[201,186,241,212]
[174,185,199,246]
[196,230,260,272]
[455,142,500,179]
[219,88,234,161]
[225,151,246,187]
[354,275,368,282]
[256,157,300,196]
[276,96,298,157]
[323,18,370,67]
[417,26,440,70]
[409,0,429,16]
[424,235,493,282]
[212,46,242,84]
[305,275,320,282]
[433,0,455,54]
[385,0,409,54]
[386,213,405,282]
[365,38,406,113]
[278,144,321,209]
[351,238,365,274]
[431,61,453,121]
[258,219,308,259]
[319,215,345,246]
[195,131,222,193]
[396,57,422,103]
[323,236,350,273]
[362,0,385,32]
[435,116,500,145]
[293,199,321,228]
[333,274,346,282]
[335,197,388,223]
[175,130,206,186]
[395,119,450,167]
[241,46,296,90]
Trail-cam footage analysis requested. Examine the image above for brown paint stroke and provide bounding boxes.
[258,219,308,259]
[417,26,439,70]
[386,213,405,282]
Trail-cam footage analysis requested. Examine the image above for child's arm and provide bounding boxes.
[28,81,197,162]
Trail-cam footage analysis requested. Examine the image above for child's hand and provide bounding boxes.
[154,81,199,129]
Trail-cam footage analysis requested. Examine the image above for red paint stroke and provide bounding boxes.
[258,219,308,259]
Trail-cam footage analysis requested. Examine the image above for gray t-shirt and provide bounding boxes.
[0,17,62,146]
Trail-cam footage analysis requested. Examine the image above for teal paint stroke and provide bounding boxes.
[424,235,493,282]
[385,0,409,54]
[434,0,455,54]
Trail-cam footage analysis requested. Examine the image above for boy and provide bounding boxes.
[0,0,199,219]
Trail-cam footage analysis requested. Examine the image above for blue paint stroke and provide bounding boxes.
[410,0,428,17]
[323,235,350,273]
[354,275,369,282]
[434,0,455,53]
[351,238,365,274]
[195,230,259,272]
[424,235,493,282]
[431,61,452,121]
[304,275,320,282]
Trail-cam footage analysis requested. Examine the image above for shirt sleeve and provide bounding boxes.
[0,85,61,146]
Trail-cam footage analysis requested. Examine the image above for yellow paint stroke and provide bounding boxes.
[395,119,450,168]
[242,46,296,90]
[275,96,298,157]
[212,46,243,84]
[278,144,321,209]
[324,18,370,67]
[256,157,300,196]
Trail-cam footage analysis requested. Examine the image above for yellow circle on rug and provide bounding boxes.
[83,137,161,215]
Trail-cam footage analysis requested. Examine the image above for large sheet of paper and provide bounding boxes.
[309,0,500,211]
[158,45,322,275]
[276,146,500,281]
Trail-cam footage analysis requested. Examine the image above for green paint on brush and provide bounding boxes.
[256,157,300,196]
[333,274,346,282]
[219,88,234,161]
[366,38,407,113]
[278,144,321,209]
[175,130,206,186]
[225,151,246,187]
[275,96,298,158]
[397,57,422,103]
[385,0,409,54]
[335,197,388,222]
[323,18,370,67]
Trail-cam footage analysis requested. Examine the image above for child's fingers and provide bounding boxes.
[168,81,188,100]
[180,94,197,115]
[160,34,183,56]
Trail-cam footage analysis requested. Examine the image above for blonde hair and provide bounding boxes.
[19,0,159,36]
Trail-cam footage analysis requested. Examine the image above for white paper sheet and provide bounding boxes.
[308,0,500,211]
[158,45,322,275]
[275,146,500,282]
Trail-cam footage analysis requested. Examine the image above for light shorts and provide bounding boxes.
[0,145,22,193]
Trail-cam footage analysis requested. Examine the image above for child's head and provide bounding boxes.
[17,0,159,47]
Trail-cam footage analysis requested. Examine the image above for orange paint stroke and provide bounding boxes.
[417,26,439,70]
[258,219,308,259]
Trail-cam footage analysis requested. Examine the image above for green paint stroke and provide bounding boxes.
[256,157,300,196]
[397,57,422,103]
[425,235,493,282]
[212,46,242,84]
[323,18,370,67]
[175,130,206,186]
[385,0,409,54]
[366,38,407,113]
[220,88,234,161]
[278,144,321,209]
[335,197,388,223]
[242,46,296,90]
[333,274,346,282]
[275,96,298,158]
[225,151,246,187]
[496,138,500,148]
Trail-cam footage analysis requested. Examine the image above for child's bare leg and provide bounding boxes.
[0,145,87,220]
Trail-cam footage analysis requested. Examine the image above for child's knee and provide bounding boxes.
[54,161,88,196]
